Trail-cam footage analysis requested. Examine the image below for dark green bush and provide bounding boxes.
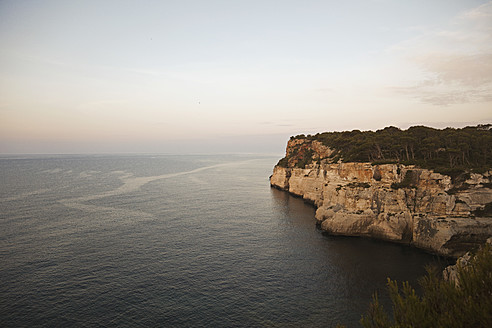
[359,244,492,328]
[276,157,289,168]
[295,149,314,168]
[347,182,371,189]
[391,170,417,189]
[292,125,492,175]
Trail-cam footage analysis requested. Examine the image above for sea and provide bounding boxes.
[0,154,448,327]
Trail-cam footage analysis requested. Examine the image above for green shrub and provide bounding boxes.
[347,182,371,189]
[298,125,492,174]
[359,244,492,328]
[391,170,417,189]
[295,148,314,168]
[276,157,289,168]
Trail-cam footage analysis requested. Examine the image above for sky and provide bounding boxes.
[1,0,491,154]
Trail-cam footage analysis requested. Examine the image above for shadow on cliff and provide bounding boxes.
[269,186,453,282]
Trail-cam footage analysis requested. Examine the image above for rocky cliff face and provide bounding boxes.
[271,138,492,258]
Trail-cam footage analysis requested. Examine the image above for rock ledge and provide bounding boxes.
[271,139,492,258]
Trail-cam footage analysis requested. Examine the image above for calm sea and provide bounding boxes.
[0,154,446,327]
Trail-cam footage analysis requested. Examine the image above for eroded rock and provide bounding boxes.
[271,140,492,258]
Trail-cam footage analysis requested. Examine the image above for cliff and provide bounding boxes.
[270,137,492,258]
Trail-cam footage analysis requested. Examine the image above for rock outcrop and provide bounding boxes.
[443,237,492,284]
[271,138,492,258]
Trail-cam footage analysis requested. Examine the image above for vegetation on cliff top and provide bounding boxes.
[356,244,492,328]
[279,125,492,176]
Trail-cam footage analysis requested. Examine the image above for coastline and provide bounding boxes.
[270,161,492,258]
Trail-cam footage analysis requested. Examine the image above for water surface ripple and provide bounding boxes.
[0,154,446,327]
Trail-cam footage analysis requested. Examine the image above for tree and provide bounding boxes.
[359,244,492,328]
[286,125,492,175]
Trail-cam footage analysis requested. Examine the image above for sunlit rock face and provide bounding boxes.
[271,138,492,258]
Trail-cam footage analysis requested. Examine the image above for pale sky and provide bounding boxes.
[1,0,491,154]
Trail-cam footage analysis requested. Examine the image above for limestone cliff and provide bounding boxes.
[271,138,492,258]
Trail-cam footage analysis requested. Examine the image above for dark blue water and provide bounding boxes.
[0,154,446,327]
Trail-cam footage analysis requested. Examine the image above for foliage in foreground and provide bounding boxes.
[359,244,492,328]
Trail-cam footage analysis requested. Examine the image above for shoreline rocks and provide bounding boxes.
[270,141,492,258]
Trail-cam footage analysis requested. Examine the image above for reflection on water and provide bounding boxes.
[0,155,447,327]
[269,187,449,326]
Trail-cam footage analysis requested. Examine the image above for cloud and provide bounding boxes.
[393,53,492,105]
[390,1,492,106]
[393,84,492,106]
[416,53,492,87]
[461,1,492,20]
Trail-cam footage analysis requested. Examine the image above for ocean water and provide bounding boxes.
[0,154,446,327]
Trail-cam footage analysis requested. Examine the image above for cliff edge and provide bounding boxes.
[270,133,492,258]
